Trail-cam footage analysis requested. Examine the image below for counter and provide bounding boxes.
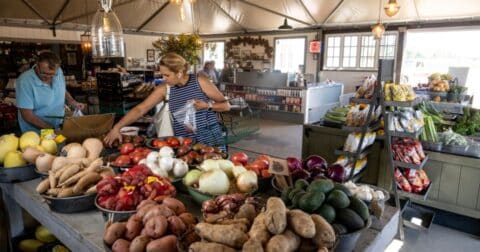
[303,123,480,218]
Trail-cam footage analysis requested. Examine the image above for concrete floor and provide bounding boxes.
[229,119,480,252]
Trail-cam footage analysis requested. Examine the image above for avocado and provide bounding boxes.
[288,188,303,200]
[281,187,294,205]
[307,179,334,194]
[298,191,325,213]
[295,179,310,190]
[316,203,336,223]
[291,192,307,209]
[331,223,348,235]
[349,197,370,221]
[336,208,365,232]
[326,190,350,209]
[334,183,353,197]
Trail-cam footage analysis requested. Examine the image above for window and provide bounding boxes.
[326,36,341,68]
[203,41,225,69]
[274,37,306,73]
[324,32,397,70]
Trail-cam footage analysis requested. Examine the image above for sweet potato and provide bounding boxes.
[104,222,127,245]
[59,170,88,187]
[144,215,168,239]
[167,216,186,236]
[129,235,150,252]
[36,178,50,194]
[85,185,97,194]
[243,239,264,252]
[125,215,143,240]
[112,238,130,252]
[162,197,186,215]
[195,223,248,249]
[311,214,335,249]
[266,230,300,252]
[146,235,177,252]
[142,205,175,223]
[234,203,257,223]
[99,166,116,178]
[179,212,198,226]
[265,197,287,235]
[72,172,102,194]
[48,170,57,189]
[57,187,76,198]
[287,209,316,238]
[248,212,270,245]
[58,164,81,184]
[46,188,61,197]
[85,157,103,172]
[189,241,236,252]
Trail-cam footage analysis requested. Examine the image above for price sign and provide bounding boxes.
[309,41,321,53]
[268,157,290,176]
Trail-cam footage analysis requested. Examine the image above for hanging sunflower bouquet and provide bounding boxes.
[153,33,202,66]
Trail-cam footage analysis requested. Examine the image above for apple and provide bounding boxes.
[120,143,135,155]
[231,152,249,166]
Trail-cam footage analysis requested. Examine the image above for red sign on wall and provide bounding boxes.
[309,41,321,53]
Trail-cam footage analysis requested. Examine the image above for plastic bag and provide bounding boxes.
[173,100,197,133]
[73,108,84,117]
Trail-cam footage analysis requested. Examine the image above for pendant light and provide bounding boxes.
[278,18,293,30]
[91,0,125,57]
[372,0,385,40]
[80,0,91,54]
[384,0,400,17]
[170,0,196,21]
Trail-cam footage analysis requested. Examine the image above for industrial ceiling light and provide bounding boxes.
[384,0,400,17]
[91,0,125,57]
[372,0,385,40]
[278,18,293,30]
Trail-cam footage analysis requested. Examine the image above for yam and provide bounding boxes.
[72,172,102,194]
[85,157,103,172]
[311,214,335,249]
[146,235,177,252]
[129,235,150,252]
[36,178,50,194]
[59,170,88,187]
[58,164,81,184]
[266,230,300,252]
[104,222,126,245]
[46,188,61,197]
[234,203,257,223]
[287,209,316,238]
[99,166,115,178]
[48,170,56,189]
[51,157,70,172]
[112,239,130,252]
[125,215,143,240]
[243,239,264,252]
[57,187,76,198]
[248,212,270,245]
[189,241,236,252]
[85,185,97,195]
[144,215,168,239]
[264,197,287,235]
[194,222,248,249]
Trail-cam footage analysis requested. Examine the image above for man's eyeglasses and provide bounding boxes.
[38,69,58,78]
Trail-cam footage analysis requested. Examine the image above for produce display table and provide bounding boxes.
[1,178,399,251]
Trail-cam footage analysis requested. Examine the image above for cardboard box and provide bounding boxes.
[60,113,115,143]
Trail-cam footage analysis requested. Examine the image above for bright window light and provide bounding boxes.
[274,38,306,73]
[203,41,225,70]
[385,239,404,252]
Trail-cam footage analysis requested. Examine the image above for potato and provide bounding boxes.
[129,235,151,252]
[298,238,318,252]
[104,222,127,245]
[137,199,157,210]
[137,204,157,219]
[317,247,328,252]
[146,235,177,252]
[266,230,300,252]
[179,212,198,226]
[162,197,186,215]
[125,215,144,240]
[287,210,316,238]
[265,197,287,235]
[143,205,175,223]
[112,239,130,252]
[248,212,270,245]
[167,216,186,236]
[234,203,257,223]
[189,241,236,252]
[144,215,168,239]
[243,239,264,252]
[195,223,248,249]
[311,214,335,249]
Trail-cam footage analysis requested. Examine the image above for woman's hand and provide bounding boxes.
[103,128,122,147]
[192,99,209,110]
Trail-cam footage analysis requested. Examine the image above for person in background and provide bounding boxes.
[210,60,220,84]
[104,53,230,149]
[16,51,85,133]
[198,61,218,84]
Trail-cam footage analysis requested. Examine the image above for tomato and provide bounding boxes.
[231,152,249,166]
[114,155,132,166]
[166,137,180,148]
[256,155,270,165]
[152,139,169,148]
[182,137,193,146]
[252,160,269,170]
[119,143,135,155]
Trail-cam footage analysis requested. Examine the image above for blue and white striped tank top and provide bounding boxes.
[169,74,225,148]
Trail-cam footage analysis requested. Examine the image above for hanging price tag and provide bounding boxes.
[268,157,289,176]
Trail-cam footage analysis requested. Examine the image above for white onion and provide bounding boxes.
[232,165,247,178]
[159,156,174,172]
[159,146,174,158]
[199,159,219,172]
[236,171,258,193]
[173,159,189,178]
[217,159,235,178]
[146,151,160,163]
[198,169,230,195]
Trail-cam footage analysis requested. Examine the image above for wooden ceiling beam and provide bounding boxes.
[136,1,170,32]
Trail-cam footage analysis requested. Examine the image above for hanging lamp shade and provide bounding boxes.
[278,18,293,30]
[91,9,125,57]
[384,0,400,17]
[80,32,92,54]
[371,23,385,40]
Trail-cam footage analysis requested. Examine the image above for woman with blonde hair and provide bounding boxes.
[104,53,230,148]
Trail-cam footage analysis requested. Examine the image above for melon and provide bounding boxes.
[0,134,19,165]
[19,131,41,151]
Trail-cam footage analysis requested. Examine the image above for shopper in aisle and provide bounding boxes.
[198,61,218,84]
[16,51,85,133]
[104,52,230,148]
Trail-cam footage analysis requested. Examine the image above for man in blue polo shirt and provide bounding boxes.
[16,51,84,133]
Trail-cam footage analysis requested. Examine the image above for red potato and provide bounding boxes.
[143,205,175,223]
[146,235,177,252]
[162,198,186,215]
[144,216,168,239]
[129,235,151,252]
[104,222,127,245]
[125,215,144,240]
[137,204,157,219]
[178,212,198,226]
[112,239,130,252]
[167,216,186,236]
[137,199,157,210]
